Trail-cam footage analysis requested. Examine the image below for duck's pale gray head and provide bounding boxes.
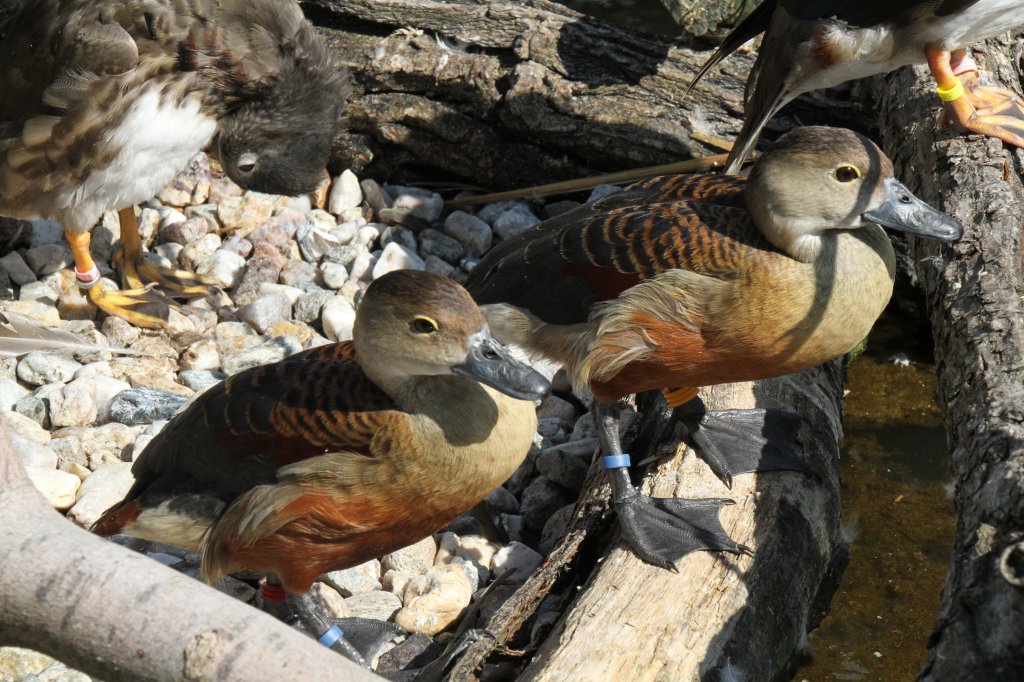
[353,270,550,402]
[747,126,963,261]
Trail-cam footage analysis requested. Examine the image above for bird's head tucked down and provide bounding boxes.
[214,7,351,196]
[353,270,550,401]
[747,126,963,261]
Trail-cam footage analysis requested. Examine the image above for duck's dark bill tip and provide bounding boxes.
[864,178,964,242]
[454,333,551,401]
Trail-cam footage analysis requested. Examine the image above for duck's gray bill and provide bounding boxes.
[453,332,551,401]
[863,178,963,242]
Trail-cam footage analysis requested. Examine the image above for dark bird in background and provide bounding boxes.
[0,0,349,327]
[93,270,550,664]
[468,126,962,568]
[688,0,1024,174]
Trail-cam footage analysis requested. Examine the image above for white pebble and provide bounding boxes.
[372,242,424,279]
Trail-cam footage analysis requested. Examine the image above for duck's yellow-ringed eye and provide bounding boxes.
[833,164,862,182]
[411,316,438,334]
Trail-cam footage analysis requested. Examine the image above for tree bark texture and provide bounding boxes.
[446,366,847,682]
[305,0,856,190]
[865,34,1024,680]
[0,426,381,682]
[657,0,760,38]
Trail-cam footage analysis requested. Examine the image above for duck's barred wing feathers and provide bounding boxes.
[467,174,775,325]
[123,341,400,502]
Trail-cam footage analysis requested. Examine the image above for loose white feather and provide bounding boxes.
[0,312,142,357]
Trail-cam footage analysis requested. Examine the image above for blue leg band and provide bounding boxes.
[318,623,344,648]
[601,453,631,469]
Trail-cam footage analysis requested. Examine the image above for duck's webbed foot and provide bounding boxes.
[669,394,809,489]
[285,590,403,666]
[86,281,170,329]
[593,401,750,570]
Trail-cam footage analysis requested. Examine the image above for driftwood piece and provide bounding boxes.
[0,426,381,682]
[866,35,1024,679]
[305,0,857,189]
[657,0,758,37]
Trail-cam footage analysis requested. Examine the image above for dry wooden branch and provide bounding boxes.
[865,34,1024,680]
[0,426,381,682]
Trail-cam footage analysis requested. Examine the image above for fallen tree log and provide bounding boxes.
[0,426,381,682]
[304,0,859,189]
[866,34,1024,680]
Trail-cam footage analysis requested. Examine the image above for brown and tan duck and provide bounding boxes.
[0,0,347,327]
[92,269,549,664]
[467,126,962,568]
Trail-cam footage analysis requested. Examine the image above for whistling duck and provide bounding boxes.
[467,126,962,568]
[0,0,347,327]
[688,0,1024,174]
[93,269,550,663]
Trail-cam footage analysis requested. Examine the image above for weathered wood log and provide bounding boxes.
[657,0,758,37]
[0,426,381,682]
[446,366,847,681]
[305,0,858,189]
[866,34,1024,680]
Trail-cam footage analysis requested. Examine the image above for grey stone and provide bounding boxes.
[443,211,492,257]
[23,244,71,275]
[345,591,401,622]
[536,442,592,492]
[492,541,543,582]
[379,225,417,252]
[232,257,283,306]
[235,291,292,334]
[354,224,380,248]
[381,536,437,576]
[322,243,364,268]
[423,255,455,278]
[51,422,144,470]
[319,262,348,290]
[493,204,541,241]
[418,228,464,264]
[1,404,51,443]
[360,179,393,214]
[296,223,341,263]
[540,503,576,555]
[330,221,359,245]
[520,476,574,531]
[0,377,29,410]
[221,336,302,375]
[220,235,253,259]
[294,290,334,324]
[389,186,444,222]
[328,169,363,215]
[159,216,209,245]
[158,152,211,205]
[372,242,423,279]
[17,351,82,386]
[20,280,57,302]
[196,249,245,288]
[180,340,220,372]
[67,461,135,527]
[86,375,133,423]
[349,251,377,282]
[109,388,188,425]
[496,513,525,543]
[13,394,47,426]
[49,379,99,428]
[0,251,36,285]
[101,316,141,349]
[537,395,577,425]
[322,559,381,596]
[279,259,317,287]
[586,184,622,203]
[10,431,57,469]
[322,296,356,342]
[483,486,519,517]
[179,369,226,392]
[474,200,520,225]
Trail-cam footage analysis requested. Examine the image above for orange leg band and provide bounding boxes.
[663,386,700,409]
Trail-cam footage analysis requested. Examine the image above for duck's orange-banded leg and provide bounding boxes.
[663,386,700,409]
[116,206,213,296]
[65,229,100,288]
[927,46,1024,149]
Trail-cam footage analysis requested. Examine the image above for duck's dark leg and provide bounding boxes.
[928,46,1024,149]
[264,580,401,667]
[666,390,808,489]
[594,400,749,571]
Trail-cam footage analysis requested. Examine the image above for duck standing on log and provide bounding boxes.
[688,0,1024,174]
[92,270,550,665]
[467,126,962,568]
[0,0,349,328]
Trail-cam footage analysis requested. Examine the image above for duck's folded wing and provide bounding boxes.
[125,341,400,499]
[467,176,772,325]
[780,0,979,25]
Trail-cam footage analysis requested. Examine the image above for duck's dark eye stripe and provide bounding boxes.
[834,164,861,182]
